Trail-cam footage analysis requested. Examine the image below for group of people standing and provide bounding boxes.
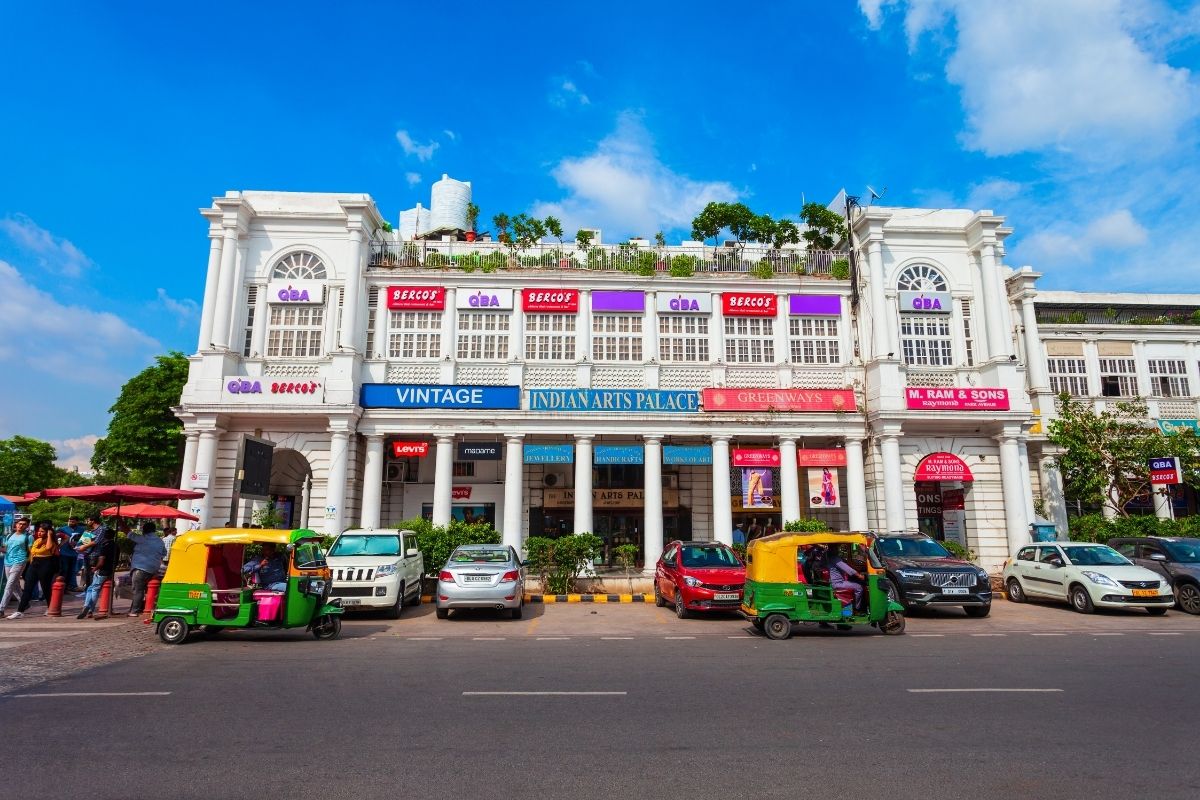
[0,515,177,619]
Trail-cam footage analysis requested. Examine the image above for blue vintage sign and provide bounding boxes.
[1159,419,1200,435]
[527,389,700,413]
[523,444,575,464]
[594,445,644,464]
[360,384,521,410]
[663,445,713,465]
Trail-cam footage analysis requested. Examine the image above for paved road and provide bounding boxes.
[2,603,1198,800]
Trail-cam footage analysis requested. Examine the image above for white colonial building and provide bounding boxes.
[174,187,1200,573]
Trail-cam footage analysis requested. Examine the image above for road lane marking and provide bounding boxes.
[1148,632,1182,636]
[1031,633,1067,636]
[664,636,695,640]
[910,634,945,637]
[472,637,506,641]
[970,633,1006,637]
[601,637,634,640]
[463,691,625,696]
[536,637,570,640]
[727,635,757,638]
[10,691,172,698]
[1092,633,1123,636]
[406,637,443,641]
[907,689,1063,693]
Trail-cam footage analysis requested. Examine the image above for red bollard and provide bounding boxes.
[142,577,161,624]
[48,575,66,617]
[95,578,114,619]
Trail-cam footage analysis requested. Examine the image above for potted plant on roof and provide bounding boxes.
[654,231,667,271]
[465,202,480,242]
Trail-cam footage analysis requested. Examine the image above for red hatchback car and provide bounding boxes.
[654,541,746,618]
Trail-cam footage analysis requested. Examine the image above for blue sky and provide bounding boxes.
[2,0,1198,469]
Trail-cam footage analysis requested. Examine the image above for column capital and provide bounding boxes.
[505,433,525,443]
[574,434,593,443]
[710,434,732,444]
[365,433,385,444]
[436,434,456,445]
[878,423,903,439]
[643,434,662,444]
[329,428,352,440]
[994,425,1025,443]
[776,436,797,447]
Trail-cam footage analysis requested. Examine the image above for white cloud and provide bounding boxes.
[530,112,738,240]
[964,178,1022,211]
[442,129,457,141]
[156,287,199,320]
[0,214,94,276]
[1017,209,1149,264]
[405,171,422,187]
[51,434,99,473]
[395,129,439,162]
[549,77,591,108]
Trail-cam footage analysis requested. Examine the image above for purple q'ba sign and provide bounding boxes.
[591,290,645,312]
[788,294,842,316]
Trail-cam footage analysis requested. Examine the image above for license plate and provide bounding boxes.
[1132,589,1157,597]
[463,575,490,583]
[714,592,740,601]
[941,587,969,595]
[340,598,361,606]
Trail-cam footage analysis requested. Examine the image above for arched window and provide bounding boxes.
[271,251,327,280]
[896,263,948,292]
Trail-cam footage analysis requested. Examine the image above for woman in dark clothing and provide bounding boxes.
[16,522,59,616]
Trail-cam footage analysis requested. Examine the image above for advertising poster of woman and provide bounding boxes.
[807,468,841,508]
[742,469,774,508]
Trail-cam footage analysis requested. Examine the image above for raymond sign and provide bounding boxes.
[722,292,778,317]
[906,388,1010,411]
[1149,457,1182,485]
[387,286,446,310]
[731,449,781,467]
[797,449,847,467]
[392,441,429,458]
[522,289,580,313]
[702,388,856,413]
[914,452,974,482]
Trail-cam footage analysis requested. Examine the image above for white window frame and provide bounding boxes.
[899,314,953,367]
[1098,357,1137,397]
[788,317,841,365]
[456,311,511,360]
[365,287,379,358]
[524,313,577,361]
[592,313,643,362]
[960,299,975,367]
[658,315,709,362]
[1048,357,1089,397]
[1149,359,1190,397]
[242,286,258,357]
[266,304,325,358]
[387,311,443,359]
[724,317,775,363]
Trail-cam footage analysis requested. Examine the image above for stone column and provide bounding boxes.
[576,290,592,361]
[573,435,593,535]
[711,435,733,546]
[360,434,385,529]
[502,435,525,551]
[250,280,269,357]
[1021,297,1049,390]
[642,436,664,573]
[866,238,890,358]
[997,429,1029,554]
[338,228,365,352]
[431,435,455,528]
[778,437,801,525]
[178,432,200,515]
[209,225,240,350]
[1017,439,1036,523]
[192,429,220,528]
[325,429,351,536]
[196,231,224,352]
[880,426,907,533]
[644,292,660,365]
[440,287,457,359]
[710,291,725,363]
[979,243,1009,359]
[1038,454,1068,533]
[845,438,869,532]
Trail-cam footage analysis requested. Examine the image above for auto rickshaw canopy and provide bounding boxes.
[744,531,872,584]
[163,528,321,585]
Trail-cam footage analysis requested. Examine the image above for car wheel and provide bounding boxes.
[763,613,792,640]
[1176,583,1200,615]
[312,615,342,640]
[511,603,523,620]
[1146,607,1168,616]
[654,581,665,607]
[158,616,189,645]
[881,611,906,635]
[410,583,423,607]
[386,585,404,620]
[674,585,690,619]
[1006,578,1026,603]
[963,604,991,618]
[1069,584,1095,614]
[435,607,449,620]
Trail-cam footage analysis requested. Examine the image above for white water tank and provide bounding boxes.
[398,204,432,240]
[430,174,471,232]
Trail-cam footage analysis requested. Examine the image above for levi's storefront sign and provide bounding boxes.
[456,288,514,310]
[359,384,521,409]
[223,377,325,403]
[392,441,429,458]
[656,293,712,314]
[1149,457,1182,485]
[522,289,579,313]
[267,280,323,304]
[528,389,700,413]
[702,388,856,413]
[899,291,952,313]
[732,449,781,467]
[722,292,777,317]
[906,388,1010,411]
[387,286,445,310]
[914,453,974,482]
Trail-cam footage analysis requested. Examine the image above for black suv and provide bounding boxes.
[1108,536,1200,615]
[873,534,992,617]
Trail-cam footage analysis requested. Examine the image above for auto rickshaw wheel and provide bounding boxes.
[158,616,190,645]
[763,613,792,640]
[881,611,906,635]
[750,618,765,632]
[312,615,342,640]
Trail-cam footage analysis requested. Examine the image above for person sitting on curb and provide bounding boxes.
[127,522,166,616]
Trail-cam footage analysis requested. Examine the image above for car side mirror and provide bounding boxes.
[1149,553,1168,562]
[406,548,419,557]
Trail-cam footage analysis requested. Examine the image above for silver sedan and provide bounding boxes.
[434,545,525,619]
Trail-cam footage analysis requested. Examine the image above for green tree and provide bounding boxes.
[91,351,190,486]
[544,215,564,246]
[799,202,847,250]
[1048,396,1200,517]
[0,435,62,495]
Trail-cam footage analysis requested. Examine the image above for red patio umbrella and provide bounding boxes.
[100,502,199,522]
[39,485,206,518]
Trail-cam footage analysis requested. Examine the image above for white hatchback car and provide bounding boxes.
[1002,541,1174,614]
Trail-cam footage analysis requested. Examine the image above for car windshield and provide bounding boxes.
[876,537,951,559]
[1163,540,1200,563]
[451,548,510,563]
[680,545,739,568]
[1063,545,1130,567]
[292,541,326,569]
[330,535,402,557]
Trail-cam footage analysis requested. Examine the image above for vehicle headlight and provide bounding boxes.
[976,569,990,581]
[1081,571,1119,588]
[375,564,398,578]
[683,575,702,587]
[897,569,929,582]
[308,579,327,595]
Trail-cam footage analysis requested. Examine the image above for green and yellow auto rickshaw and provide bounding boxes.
[740,531,906,639]
[152,528,343,644]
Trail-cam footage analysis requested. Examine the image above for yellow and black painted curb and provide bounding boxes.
[527,593,651,604]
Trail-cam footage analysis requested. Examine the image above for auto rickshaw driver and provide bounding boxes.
[243,543,287,590]
[827,543,866,613]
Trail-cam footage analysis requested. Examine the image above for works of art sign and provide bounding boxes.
[386,286,446,310]
[266,280,324,304]
[522,289,580,313]
[1159,419,1200,435]
[528,389,700,413]
[594,445,644,465]
[455,288,514,310]
[905,388,1010,411]
[591,290,645,313]
[223,377,325,403]
[722,292,778,317]
[797,449,847,467]
[914,452,974,482]
[542,488,680,509]
[523,444,575,464]
[788,294,842,316]
[662,445,713,465]
[457,442,501,461]
[899,291,952,313]
[702,388,856,413]
[732,449,781,467]
[392,441,429,458]
[655,292,712,314]
[360,384,521,410]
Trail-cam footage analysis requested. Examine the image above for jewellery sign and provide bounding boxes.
[1149,457,1182,485]
[223,377,325,404]
[456,288,514,310]
[905,388,1010,411]
[722,292,778,317]
[523,444,574,464]
[360,384,521,409]
[387,286,446,310]
[731,449,781,467]
[267,280,324,304]
[528,389,700,413]
[702,388,856,413]
[522,289,579,313]
[656,292,712,314]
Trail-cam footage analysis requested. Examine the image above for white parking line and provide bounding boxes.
[1148,632,1182,636]
[10,691,172,698]
[970,633,1006,637]
[1092,633,1124,636]
[910,634,945,637]
[406,637,443,641]
[463,691,626,696]
[664,636,695,640]
[727,635,757,639]
[907,688,1063,693]
[601,637,634,640]
[1031,633,1067,636]
[536,637,570,640]
[472,637,506,641]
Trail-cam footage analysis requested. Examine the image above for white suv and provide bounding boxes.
[327,529,425,618]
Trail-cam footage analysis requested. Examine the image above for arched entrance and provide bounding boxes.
[268,449,312,529]
[913,453,973,546]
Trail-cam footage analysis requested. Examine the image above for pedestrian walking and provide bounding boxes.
[126,522,166,615]
[78,524,117,619]
[74,516,102,592]
[12,522,59,619]
[161,526,178,570]
[57,516,84,592]
[1,519,33,616]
